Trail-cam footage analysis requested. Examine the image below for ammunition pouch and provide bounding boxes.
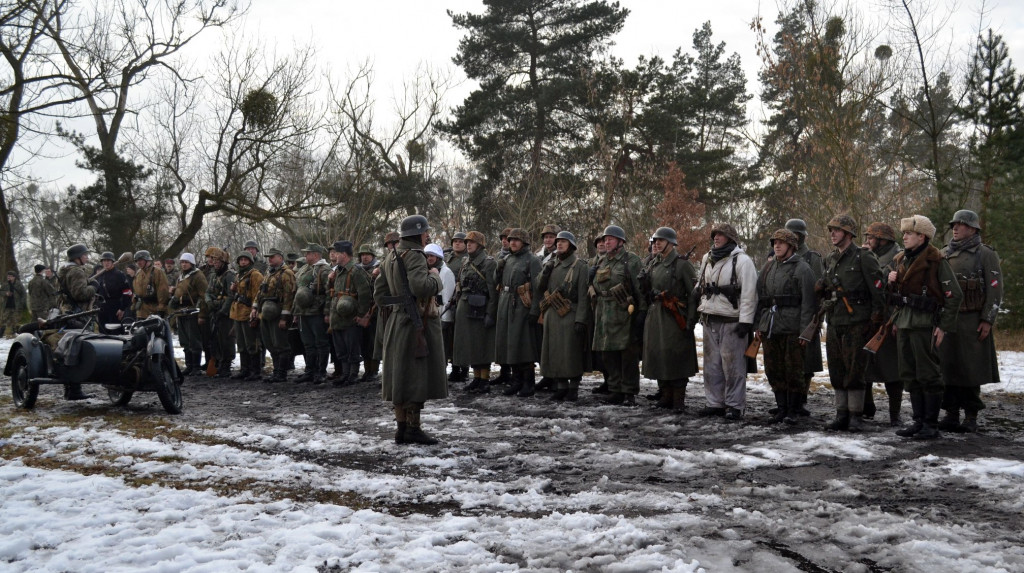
[234,294,253,307]
[465,293,488,320]
[516,282,532,308]
[702,283,741,309]
[888,292,939,312]
[541,290,572,318]
[959,278,984,312]
[609,283,632,308]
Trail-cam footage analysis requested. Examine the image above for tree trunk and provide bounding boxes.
[160,193,218,260]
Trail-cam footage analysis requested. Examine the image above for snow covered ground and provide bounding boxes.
[1,328,1023,572]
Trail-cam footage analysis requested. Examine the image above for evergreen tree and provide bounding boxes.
[442,0,629,232]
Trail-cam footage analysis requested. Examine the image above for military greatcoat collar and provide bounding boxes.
[555,252,578,267]
[657,248,678,266]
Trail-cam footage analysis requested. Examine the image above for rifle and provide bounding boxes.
[682,244,697,261]
[744,336,761,359]
[19,308,100,334]
[383,250,428,358]
[799,304,828,343]
[835,284,855,314]
[863,313,895,354]
[655,290,688,331]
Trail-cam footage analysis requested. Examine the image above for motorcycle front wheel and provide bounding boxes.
[150,355,182,414]
[10,349,39,409]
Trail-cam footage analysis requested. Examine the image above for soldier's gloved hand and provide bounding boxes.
[735,322,753,338]
[528,312,540,324]
[574,322,587,335]
[484,315,495,328]
[869,311,883,324]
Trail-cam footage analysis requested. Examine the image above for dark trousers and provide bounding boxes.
[212,315,235,371]
[178,315,203,354]
[826,323,871,391]
[260,317,291,356]
[941,385,985,413]
[332,325,363,366]
[763,334,805,393]
[299,314,331,374]
[602,347,640,395]
[897,328,944,395]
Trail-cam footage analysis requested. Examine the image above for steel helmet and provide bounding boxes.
[770,229,800,250]
[335,295,357,317]
[948,209,981,231]
[784,218,808,237]
[826,214,858,237]
[506,227,531,246]
[554,230,577,249]
[652,227,678,246]
[865,222,896,242]
[400,214,430,238]
[600,225,627,242]
[134,250,153,262]
[67,244,90,261]
[99,251,116,261]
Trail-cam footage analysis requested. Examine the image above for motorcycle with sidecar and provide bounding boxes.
[4,308,184,414]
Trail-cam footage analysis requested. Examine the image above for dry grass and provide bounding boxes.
[996,328,1024,352]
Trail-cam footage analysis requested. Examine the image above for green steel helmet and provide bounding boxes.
[99,251,116,261]
[554,230,577,249]
[770,229,800,250]
[652,226,678,245]
[243,240,260,251]
[293,287,313,308]
[451,232,468,242]
[540,224,561,237]
[784,218,808,237]
[600,225,627,243]
[827,214,858,237]
[260,300,281,322]
[67,243,90,261]
[134,250,153,262]
[948,209,981,231]
[236,251,254,264]
[400,214,430,238]
[357,244,377,257]
[336,294,357,317]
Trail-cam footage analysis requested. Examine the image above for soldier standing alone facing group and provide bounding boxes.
[374,215,447,445]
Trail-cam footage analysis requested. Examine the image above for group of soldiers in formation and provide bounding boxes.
[14,206,1001,445]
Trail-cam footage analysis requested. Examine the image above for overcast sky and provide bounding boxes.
[22,0,1024,190]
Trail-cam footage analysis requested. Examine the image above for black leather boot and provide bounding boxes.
[517,368,536,398]
[770,391,787,423]
[896,392,925,437]
[63,384,91,401]
[914,393,943,440]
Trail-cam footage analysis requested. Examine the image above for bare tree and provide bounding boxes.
[40,0,245,253]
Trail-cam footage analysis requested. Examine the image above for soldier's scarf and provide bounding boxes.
[947,232,981,253]
[903,239,929,260]
[709,241,736,264]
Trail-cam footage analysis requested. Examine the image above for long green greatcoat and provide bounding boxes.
[642,249,699,380]
[452,249,498,367]
[866,242,901,383]
[592,249,646,352]
[755,255,816,335]
[494,248,542,364]
[374,239,447,404]
[795,242,824,374]
[537,252,592,378]
[940,240,1002,387]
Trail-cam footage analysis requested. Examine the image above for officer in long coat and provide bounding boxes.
[755,230,816,423]
[592,225,647,405]
[1,271,27,337]
[201,247,236,378]
[863,222,904,426]
[170,253,208,375]
[889,215,962,440]
[27,265,59,321]
[938,210,1001,433]
[641,227,698,411]
[536,231,591,402]
[254,249,296,382]
[494,227,543,398]
[785,218,823,416]
[372,232,401,369]
[454,231,499,393]
[374,215,446,445]
[444,232,470,382]
[820,214,885,432]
